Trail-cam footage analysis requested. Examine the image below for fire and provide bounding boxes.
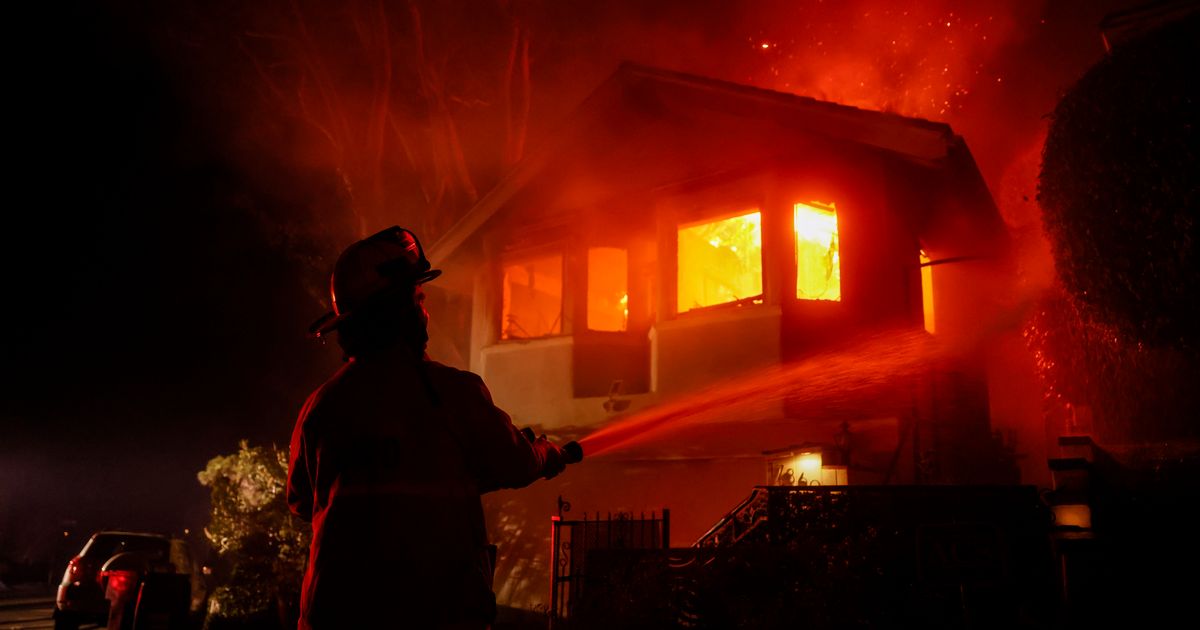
[920,251,936,334]
[587,247,629,332]
[501,254,563,339]
[677,210,763,313]
[794,201,841,301]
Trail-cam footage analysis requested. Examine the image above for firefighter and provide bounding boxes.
[287,226,568,629]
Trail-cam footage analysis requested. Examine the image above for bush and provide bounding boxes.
[198,441,309,628]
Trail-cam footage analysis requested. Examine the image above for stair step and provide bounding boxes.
[1058,435,1095,461]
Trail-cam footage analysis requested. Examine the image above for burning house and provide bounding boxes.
[425,63,1021,609]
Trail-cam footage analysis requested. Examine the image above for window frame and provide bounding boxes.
[673,205,767,317]
[496,243,568,342]
[584,245,631,334]
[792,200,842,303]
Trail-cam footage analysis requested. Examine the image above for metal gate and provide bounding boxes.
[549,496,669,623]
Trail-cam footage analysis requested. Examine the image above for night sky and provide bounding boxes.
[2,0,1143,569]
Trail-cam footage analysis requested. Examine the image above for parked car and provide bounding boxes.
[54,531,205,630]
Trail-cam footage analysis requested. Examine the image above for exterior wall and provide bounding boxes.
[647,172,786,423]
[481,337,575,427]
[469,262,498,376]
[481,336,660,429]
[650,305,783,421]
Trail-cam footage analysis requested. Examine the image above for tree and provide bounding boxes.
[1039,15,1199,352]
[198,441,309,628]
[1033,15,1200,443]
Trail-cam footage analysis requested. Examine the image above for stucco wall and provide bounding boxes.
[481,337,575,428]
[650,305,784,421]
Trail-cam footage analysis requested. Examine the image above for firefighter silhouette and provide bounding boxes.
[289,227,571,629]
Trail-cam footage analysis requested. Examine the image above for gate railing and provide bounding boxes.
[550,499,669,623]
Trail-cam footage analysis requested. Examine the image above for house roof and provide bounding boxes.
[430,63,978,264]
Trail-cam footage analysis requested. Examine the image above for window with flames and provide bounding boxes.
[677,210,764,313]
[674,201,843,313]
[794,201,841,301]
[501,254,563,339]
[587,247,628,332]
[920,250,936,334]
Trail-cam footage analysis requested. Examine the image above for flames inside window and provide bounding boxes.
[920,250,935,334]
[501,254,563,339]
[677,210,763,313]
[587,247,628,332]
[794,201,841,301]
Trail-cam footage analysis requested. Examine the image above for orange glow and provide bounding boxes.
[1052,504,1092,529]
[677,210,763,313]
[587,248,628,332]
[772,450,823,485]
[793,451,823,476]
[794,201,840,301]
[920,251,935,334]
[501,254,563,339]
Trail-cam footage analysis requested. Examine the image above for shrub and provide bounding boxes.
[198,441,308,628]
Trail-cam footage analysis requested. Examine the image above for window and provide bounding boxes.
[587,247,628,332]
[920,250,935,334]
[794,201,841,301]
[501,254,563,339]
[677,210,763,313]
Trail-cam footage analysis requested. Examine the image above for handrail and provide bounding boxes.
[693,487,768,547]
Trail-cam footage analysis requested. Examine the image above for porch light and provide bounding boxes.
[766,446,823,486]
[766,444,852,486]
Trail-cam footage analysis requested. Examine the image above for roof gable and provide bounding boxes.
[431,63,977,263]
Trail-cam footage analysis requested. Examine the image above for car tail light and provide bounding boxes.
[103,570,138,598]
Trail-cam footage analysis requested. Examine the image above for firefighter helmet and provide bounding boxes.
[309,226,441,337]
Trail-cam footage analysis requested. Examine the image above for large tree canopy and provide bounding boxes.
[1039,15,1199,351]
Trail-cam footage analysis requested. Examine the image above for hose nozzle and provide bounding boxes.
[563,441,584,465]
[520,427,583,465]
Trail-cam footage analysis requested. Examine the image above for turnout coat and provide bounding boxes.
[287,346,554,628]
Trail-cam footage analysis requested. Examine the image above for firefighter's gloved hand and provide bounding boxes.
[536,436,567,480]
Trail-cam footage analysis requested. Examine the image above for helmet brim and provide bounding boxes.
[308,268,441,338]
